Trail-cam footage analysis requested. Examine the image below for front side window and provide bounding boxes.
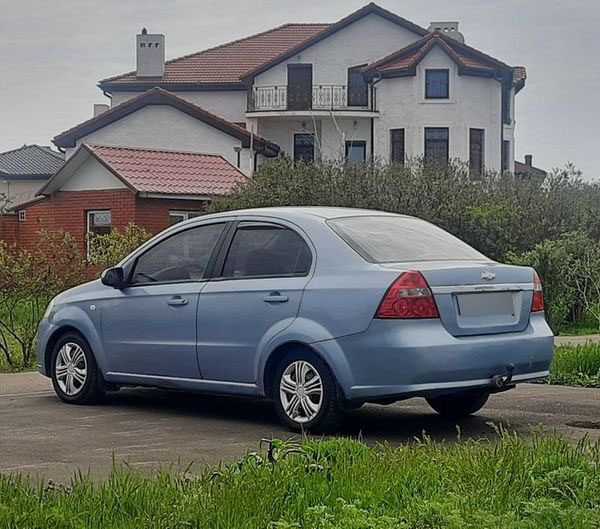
[328,215,487,263]
[425,69,449,99]
[469,128,485,177]
[130,223,224,284]
[424,127,449,165]
[345,140,366,163]
[221,222,311,278]
[169,210,203,226]
[294,133,315,163]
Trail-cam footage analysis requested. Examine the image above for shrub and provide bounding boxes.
[87,223,152,268]
[0,230,86,369]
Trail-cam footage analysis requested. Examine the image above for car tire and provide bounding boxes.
[426,390,489,418]
[273,349,342,433]
[50,332,104,405]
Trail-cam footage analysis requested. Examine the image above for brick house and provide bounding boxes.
[3,144,245,251]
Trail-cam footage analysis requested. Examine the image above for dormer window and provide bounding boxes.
[425,69,449,99]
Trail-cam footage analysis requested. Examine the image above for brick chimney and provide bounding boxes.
[136,27,165,77]
[524,154,533,167]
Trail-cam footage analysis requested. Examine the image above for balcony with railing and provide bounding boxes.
[247,85,372,113]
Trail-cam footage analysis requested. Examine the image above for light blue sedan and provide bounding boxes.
[37,208,554,431]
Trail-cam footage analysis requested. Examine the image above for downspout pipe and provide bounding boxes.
[369,75,382,162]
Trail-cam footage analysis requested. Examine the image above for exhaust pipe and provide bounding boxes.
[490,363,515,392]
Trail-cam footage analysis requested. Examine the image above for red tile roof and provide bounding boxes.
[364,33,521,86]
[99,23,330,89]
[86,144,246,196]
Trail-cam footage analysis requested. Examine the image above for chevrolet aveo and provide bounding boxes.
[37,207,554,432]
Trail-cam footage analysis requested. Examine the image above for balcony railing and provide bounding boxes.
[247,85,370,112]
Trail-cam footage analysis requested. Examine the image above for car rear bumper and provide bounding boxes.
[311,312,554,401]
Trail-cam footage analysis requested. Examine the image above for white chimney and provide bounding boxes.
[93,104,109,117]
[136,27,165,77]
[428,22,465,43]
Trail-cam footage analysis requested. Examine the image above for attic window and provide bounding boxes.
[18,210,26,222]
[425,69,449,99]
[155,42,160,47]
[140,43,145,48]
[148,43,153,48]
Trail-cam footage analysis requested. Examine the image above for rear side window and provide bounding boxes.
[328,216,487,263]
[221,222,311,278]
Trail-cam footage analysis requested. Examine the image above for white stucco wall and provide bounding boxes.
[110,90,247,123]
[64,105,252,173]
[254,13,422,88]
[255,116,371,162]
[61,156,126,191]
[374,45,503,171]
[2,180,46,206]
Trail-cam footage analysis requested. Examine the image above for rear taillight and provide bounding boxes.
[376,270,439,319]
[531,270,544,312]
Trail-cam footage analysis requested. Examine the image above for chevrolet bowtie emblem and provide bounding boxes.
[481,271,495,281]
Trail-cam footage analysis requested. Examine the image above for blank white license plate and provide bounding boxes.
[456,292,515,317]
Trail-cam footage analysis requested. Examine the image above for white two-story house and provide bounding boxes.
[6,3,528,252]
[67,2,525,175]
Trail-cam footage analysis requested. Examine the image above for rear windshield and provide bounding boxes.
[328,216,488,263]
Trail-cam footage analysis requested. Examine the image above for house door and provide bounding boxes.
[287,64,312,110]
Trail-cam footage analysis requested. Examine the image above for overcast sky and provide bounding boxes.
[1,0,598,178]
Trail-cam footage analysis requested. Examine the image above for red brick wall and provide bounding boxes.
[135,197,207,235]
[0,190,208,251]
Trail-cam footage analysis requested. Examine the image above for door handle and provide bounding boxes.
[263,292,288,303]
[167,296,188,306]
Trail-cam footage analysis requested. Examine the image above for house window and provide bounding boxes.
[425,69,449,99]
[469,128,485,177]
[294,133,315,163]
[502,140,510,172]
[87,210,111,258]
[169,210,202,226]
[347,66,368,106]
[345,140,366,163]
[424,127,449,165]
[390,129,405,165]
[18,210,26,222]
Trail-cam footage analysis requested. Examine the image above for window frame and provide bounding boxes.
[293,133,315,163]
[469,128,485,177]
[344,140,367,163]
[425,69,450,100]
[124,221,230,287]
[169,210,203,226]
[212,220,313,281]
[347,65,368,107]
[86,210,112,259]
[390,128,405,165]
[424,127,449,165]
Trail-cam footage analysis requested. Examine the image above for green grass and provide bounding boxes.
[547,344,600,388]
[558,322,600,336]
[1,434,599,528]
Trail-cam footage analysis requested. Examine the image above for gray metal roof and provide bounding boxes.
[0,144,64,179]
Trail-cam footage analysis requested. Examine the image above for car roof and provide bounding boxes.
[205,206,411,220]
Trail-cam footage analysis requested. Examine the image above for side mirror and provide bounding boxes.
[101,267,125,289]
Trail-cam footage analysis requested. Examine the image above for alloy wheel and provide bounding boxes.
[55,342,87,396]
[279,360,323,424]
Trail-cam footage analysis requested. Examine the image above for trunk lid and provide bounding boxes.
[379,261,535,336]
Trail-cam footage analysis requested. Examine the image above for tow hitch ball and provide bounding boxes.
[491,363,515,390]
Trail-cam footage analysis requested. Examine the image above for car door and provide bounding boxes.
[196,220,313,383]
[101,221,228,379]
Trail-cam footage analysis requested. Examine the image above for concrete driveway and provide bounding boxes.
[1,372,599,482]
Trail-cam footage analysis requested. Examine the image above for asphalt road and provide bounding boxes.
[1,372,599,482]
